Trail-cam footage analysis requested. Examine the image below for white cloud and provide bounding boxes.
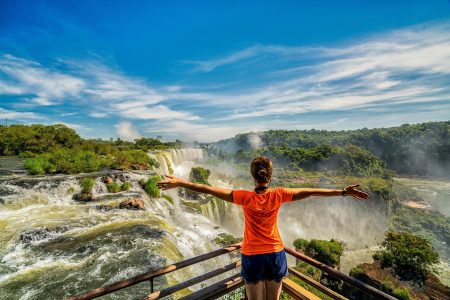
[0,108,43,120]
[116,121,141,141]
[89,112,108,118]
[0,54,85,106]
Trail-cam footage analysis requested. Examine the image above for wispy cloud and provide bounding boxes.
[0,56,200,122]
[0,54,85,106]
[0,108,43,121]
[1,22,449,141]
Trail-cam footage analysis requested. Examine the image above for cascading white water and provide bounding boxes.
[0,150,239,299]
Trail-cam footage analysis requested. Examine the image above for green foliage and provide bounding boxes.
[392,288,411,300]
[161,194,174,205]
[67,187,76,194]
[80,177,94,193]
[234,143,391,177]
[373,231,439,282]
[120,182,132,191]
[349,265,365,280]
[111,150,158,170]
[293,238,309,252]
[140,176,162,198]
[18,151,35,158]
[0,124,81,155]
[106,182,121,193]
[294,238,345,268]
[24,149,108,174]
[391,205,450,261]
[213,233,243,247]
[189,166,211,185]
[221,121,450,177]
[24,155,54,175]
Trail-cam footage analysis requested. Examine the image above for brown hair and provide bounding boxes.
[250,156,272,184]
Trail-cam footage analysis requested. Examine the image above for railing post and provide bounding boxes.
[150,279,154,293]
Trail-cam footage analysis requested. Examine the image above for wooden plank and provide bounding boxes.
[282,278,322,300]
[180,273,244,300]
[288,267,348,300]
[66,243,242,300]
[143,261,241,300]
[284,247,397,300]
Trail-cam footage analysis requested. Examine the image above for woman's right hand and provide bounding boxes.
[157,175,186,190]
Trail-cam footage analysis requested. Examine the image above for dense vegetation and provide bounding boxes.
[216,121,450,177]
[373,231,439,282]
[293,238,344,268]
[235,144,392,177]
[0,124,182,174]
[189,166,211,185]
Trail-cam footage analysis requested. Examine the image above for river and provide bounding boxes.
[1,151,448,299]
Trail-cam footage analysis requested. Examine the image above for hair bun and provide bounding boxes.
[258,169,267,177]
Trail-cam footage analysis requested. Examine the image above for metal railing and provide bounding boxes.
[67,242,398,300]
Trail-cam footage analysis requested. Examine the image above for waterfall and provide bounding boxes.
[0,150,239,299]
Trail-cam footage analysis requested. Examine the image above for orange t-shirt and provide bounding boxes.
[233,187,294,255]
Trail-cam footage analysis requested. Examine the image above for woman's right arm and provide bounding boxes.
[287,184,369,201]
[157,175,234,202]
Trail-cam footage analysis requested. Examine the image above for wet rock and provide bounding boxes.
[73,192,95,202]
[95,198,145,211]
[94,204,115,211]
[118,198,145,210]
[19,226,70,244]
[102,175,114,184]
[114,173,130,182]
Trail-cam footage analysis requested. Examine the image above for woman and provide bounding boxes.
[157,156,369,300]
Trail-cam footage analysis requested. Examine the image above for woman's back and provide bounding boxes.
[233,187,293,255]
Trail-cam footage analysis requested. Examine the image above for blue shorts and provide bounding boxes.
[241,249,288,284]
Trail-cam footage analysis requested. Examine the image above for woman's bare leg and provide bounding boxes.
[264,280,282,300]
[245,282,265,300]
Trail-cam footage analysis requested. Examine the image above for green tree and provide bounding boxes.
[373,231,439,282]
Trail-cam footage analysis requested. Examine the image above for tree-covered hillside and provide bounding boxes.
[215,121,450,177]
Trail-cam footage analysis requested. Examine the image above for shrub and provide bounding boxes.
[111,150,158,170]
[189,166,211,185]
[306,239,344,268]
[121,182,132,191]
[18,151,35,158]
[392,288,411,300]
[293,238,309,252]
[106,182,121,193]
[80,177,94,193]
[25,149,107,174]
[140,176,162,198]
[373,231,439,282]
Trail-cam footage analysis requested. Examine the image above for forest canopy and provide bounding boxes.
[215,121,450,177]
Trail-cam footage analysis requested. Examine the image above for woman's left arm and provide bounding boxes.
[157,175,234,202]
[287,184,369,201]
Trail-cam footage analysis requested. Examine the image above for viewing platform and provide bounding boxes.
[66,243,397,300]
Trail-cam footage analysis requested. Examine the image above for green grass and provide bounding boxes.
[106,182,121,193]
[120,181,132,191]
[140,176,162,198]
[80,177,94,193]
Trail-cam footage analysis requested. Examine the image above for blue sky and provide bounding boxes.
[1,0,450,142]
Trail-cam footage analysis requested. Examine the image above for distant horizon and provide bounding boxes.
[4,119,448,144]
[1,1,450,142]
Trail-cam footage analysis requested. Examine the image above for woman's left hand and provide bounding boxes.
[344,184,369,200]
